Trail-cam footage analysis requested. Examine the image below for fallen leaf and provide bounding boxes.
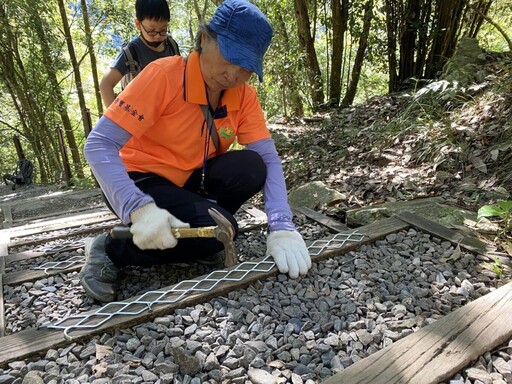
[451,243,462,261]
[440,243,462,263]
[501,241,512,257]
[470,155,488,173]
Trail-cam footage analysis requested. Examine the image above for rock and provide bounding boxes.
[442,37,486,85]
[465,367,493,384]
[171,347,202,376]
[0,375,16,384]
[21,372,44,384]
[288,181,346,210]
[345,197,477,230]
[247,368,276,384]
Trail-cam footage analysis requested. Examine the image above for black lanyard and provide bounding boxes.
[198,95,222,196]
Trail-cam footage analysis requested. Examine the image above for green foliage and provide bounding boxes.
[477,2,512,52]
[486,256,504,278]
[478,200,512,237]
[1,0,511,184]
[68,176,97,189]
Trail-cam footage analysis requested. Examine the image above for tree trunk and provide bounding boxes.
[466,0,511,50]
[328,0,349,106]
[385,0,399,92]
[341,0,374,107]
[31,8,81,181]
[57,0,85,178]
[398,0,420,84]
[80,0,103,117]
[294,0,324,110]
[415,0,433,79]
[467,0,491,36]
[424,0,465,78]
[275,5,303,117]
[0,3,61,183]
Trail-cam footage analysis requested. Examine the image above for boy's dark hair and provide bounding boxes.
[135,0,170,22]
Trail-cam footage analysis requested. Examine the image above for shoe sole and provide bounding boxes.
[79,272,116,303]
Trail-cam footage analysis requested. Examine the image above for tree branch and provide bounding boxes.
[464,0,512,51]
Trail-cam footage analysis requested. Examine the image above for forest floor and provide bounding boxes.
[1,51,511,254]
[0,49,511,384]
[273,50,512,256]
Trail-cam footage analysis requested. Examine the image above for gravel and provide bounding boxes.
[2,222,511,383]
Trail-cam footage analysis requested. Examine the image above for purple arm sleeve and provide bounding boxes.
[83,116,154,224]
[246,138,296,232]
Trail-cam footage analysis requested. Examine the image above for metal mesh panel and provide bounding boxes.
[47,231,364,338]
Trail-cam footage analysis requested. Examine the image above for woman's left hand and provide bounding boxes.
[266,230,312,278]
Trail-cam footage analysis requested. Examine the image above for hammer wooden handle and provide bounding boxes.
[110,226,217,239]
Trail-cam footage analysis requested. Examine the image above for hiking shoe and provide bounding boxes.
[196,250,225,268]
[79,234,120,302]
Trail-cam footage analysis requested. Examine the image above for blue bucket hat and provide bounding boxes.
[208,0,273,82]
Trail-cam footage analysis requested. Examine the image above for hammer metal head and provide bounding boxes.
[208,207,237,267]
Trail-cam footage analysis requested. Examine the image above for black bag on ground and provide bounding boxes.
[2,158,34,190]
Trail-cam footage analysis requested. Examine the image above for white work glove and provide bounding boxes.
[267,230,312,278]
[130,203,190,250]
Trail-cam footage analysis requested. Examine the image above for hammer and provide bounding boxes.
[110,207,238,267]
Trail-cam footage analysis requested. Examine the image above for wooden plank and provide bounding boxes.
[10,205,109,226]
[294,206,349,232]
[9,213,265,249]
[6,250,68,264]
[0,273,4,338]
[240,204,267,219]
[3,265,82,286]
[1,205,13,229]
[239,205,267,231]
[6,189,102,215]
[9,223,116,248]
[0,233,10,338]
[322,281,512,384]
[4,212,269,266]
[395,211,489,254]
[0,216,408,367]
[9,209,116,238]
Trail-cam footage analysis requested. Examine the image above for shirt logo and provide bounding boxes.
[219,126,235,139]
[113,98,145,122]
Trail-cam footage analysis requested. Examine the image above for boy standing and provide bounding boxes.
[99,0,180,107]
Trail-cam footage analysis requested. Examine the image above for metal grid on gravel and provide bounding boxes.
[40,240,85,255]
[34,255,85,274]
[46,231,364,338]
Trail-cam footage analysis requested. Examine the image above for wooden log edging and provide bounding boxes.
[8,209,116,238]
[8,222,119,248]
[294,206,350,232]
[0,216,408,367]
[395,211,489,254]
[321,281,512,384]
[0,233,9,337]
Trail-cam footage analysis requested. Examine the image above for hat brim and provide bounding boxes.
[216,33,264,82]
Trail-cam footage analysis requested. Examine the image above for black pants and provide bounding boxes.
[105,150,266,267]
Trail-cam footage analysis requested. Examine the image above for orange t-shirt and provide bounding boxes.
[104,51,271,187]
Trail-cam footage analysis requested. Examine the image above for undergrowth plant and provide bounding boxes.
[487,256,504,278]
[477,199,512,238]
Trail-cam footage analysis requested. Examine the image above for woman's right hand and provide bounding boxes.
[130,203,190,249]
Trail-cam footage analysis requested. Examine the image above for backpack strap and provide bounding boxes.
[122,44,139,76]
[166,36,180,56]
